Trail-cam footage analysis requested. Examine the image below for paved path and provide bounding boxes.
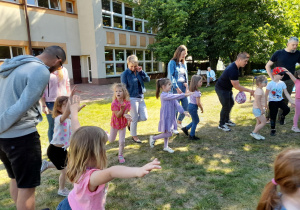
[71,84,113,102]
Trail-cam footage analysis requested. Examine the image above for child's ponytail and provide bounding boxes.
[156,78,171,99]
[256,181,279,210]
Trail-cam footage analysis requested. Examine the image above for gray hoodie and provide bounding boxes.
[0,55,50,138]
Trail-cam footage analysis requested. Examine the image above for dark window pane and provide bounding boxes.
[113,16,122,29]
[153,62,159,72]
[38,0,49,8]
[115,50,124,61]
[106,63,114,75]
[88,57,91,70]
[103,14,111,27]
[102,0,110,11]
[105,49,113,61]
[145,50,151,60]
[135,21,142,32]
[125,5,132,16]
[136,51,143,61]
[126,50,134,58]
[145,62,152,72]
[66,2,73,13]
[0,46,11,59]
[89,71,92,82]
[125,19,133,30]
[32,48,44,56]
[12,47,23,57]
[116,63,125,75]
[113,0,122,14]
[50,0,59,9]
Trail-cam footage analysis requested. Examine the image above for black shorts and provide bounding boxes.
[0,132,41,188]
[47,144,67,170]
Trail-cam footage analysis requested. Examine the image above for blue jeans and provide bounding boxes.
[215,87,234,126]
[56,198,71,210]
[46,102,55,143]
[185,104,199,136]
[173,82,188,122]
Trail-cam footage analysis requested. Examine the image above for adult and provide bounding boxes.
[0,46,66,210]
[41,67,70,143]
[265,36,300,120]
[167,45,189,133]
[121,55,150,143]
[215,52,254,132]
[206,67,216,87]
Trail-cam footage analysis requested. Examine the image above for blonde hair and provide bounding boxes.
[52,96,69,118]
[172,45,188,65]
[156,78,171,99]
[67,126,108,183]
[112,83,130,101]
[255,75,267,86]
[127,55,138,65]
[189,75,202,92]
[56,68,64,81]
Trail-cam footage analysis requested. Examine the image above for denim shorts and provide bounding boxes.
[252,108,262,117]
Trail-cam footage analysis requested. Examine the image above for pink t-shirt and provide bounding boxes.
[68,169,108,210]
[295,79,300,99]
[110,99,131,129]
[253,88,265,109]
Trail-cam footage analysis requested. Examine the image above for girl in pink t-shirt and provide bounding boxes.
[250,75,268,140]
[108,83,132,163]
[289,70,300,132]
[56,94,161,210]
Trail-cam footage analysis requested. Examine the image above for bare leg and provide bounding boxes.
[253,115,266,134]
[10,179,18,204]
[59,168,67,190]
[17,188,35,210]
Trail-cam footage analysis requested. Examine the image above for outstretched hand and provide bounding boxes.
[137,158,161,177]
[185,91,194,97]
[70,95,81,114]
[250,90,255,97]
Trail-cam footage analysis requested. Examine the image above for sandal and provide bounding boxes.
[132,137,142,143]
[118,155,125,164]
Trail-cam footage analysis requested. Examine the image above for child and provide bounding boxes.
[250,75,268,140]
[289,70,300,132]
[108,83,132,163]
[181,75,204,140]
[149,78,192,153]
[57,94,161,210]
[257,148,300,210]
[265,67,295,136]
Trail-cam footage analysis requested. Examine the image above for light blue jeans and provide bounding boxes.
[46,102,55,143]
[130,97,148,136]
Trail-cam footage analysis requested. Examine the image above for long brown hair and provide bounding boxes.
[156,78,171,99]
[257,148,300,210]
[172,45,187,65]
[112,83,130,101]
[67,126,108,183]
[52,96,69,118]
[189,75,202,92]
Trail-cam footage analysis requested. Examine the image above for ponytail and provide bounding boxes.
[257,182,279,210]
[156,78,171,99]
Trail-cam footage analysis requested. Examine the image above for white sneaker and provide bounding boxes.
[257,134,265,140]
[58,188,70,197]
[149,135,155,148]
[172,130,179,135]
[218,124,231,132]
[163,147,174,153]
[40,160,49,174]
[225,120,236,127]
[291,126,300,133]
[250,132,262,140]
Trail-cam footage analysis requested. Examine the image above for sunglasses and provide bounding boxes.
[263,81,268,83]
[56,55,63,67]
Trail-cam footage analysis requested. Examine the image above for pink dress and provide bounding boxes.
[111,99,131,129]
[68,169,108,210]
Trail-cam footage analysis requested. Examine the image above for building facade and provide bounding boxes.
[0,0,164,84]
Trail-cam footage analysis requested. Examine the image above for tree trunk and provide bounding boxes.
[209,58,218,70]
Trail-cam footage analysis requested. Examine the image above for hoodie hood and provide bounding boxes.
[0,55,48,78]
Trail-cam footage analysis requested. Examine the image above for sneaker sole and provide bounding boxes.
[218,126,231,132]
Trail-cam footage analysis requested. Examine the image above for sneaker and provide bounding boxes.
[181,127,189,136]
[279,115,285,125]
[225,120,236,127]
[163,147,174,153]
[57,188,70,197]
[149,135,155,148]
[291,126,300,133]
[118,155,125,164]
[257,134,265,140]
[41,160,48,174]
[270,129,276,136]
[250,132,262,140]
[218,124,231,132]
[173,130,179,135]
[189,135,200,140]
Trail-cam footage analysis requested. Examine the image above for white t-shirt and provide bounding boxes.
[50,115,72,149]
[266,80,287,102]
[177,63,186,82]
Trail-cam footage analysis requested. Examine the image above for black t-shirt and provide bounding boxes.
[270,49,300,81]
[216,62,239,91]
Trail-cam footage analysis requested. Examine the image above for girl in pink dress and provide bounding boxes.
[149,78,192,153]
[108,83,132,163]
[290,70,300,132]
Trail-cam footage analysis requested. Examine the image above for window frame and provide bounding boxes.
[0,46,24,61]
[27,0,61,10]
[66,1,74,13]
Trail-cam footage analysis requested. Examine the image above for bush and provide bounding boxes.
[216,70,223,78]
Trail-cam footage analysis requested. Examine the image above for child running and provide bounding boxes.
[181,75,204,140]
[149,78,192,153]
[289,70,300,132]
[57,94,161,210]
[250,75,268,140]
[108,83,132,163]
[265,67,295,136]
[257,148,300,210]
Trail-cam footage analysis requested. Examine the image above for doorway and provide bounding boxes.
[71,56,82,84]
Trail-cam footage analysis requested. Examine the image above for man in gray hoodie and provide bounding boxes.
[0,46,66,210]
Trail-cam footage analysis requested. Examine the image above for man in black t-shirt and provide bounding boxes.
[215,52,254,131]
[266,37,300,120]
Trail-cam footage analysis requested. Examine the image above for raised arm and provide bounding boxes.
[69,89,81,133]
[265,60,274,80]
[284,69,297,83]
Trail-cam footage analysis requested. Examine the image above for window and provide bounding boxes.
[125,19,133,30]
[105,49,113,61]
[115,49,124,61]
[145,62,151,72]
[87,56,92,83]
[0,46,24,60]
[106,63,114,75]
[49,0,59,9]
[113,0,122,14]
[102,0,110,11]
[66,1,74,13]
[125,4,132,16]
[136,50,143,61]
[113,16,122,29]
[32,48,44,56]
[102,14,111,27]
[27,0,35,5]
[38,0,49,8]
[145,50,151,60]
[28,0,60,10]
[135,21,142,32]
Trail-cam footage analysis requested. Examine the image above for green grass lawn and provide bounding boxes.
[0,76,299,210]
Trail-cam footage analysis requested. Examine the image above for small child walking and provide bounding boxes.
[265,67,295,136]
[289,70,300,132]
[149,78,192,153]
[57,94,161,210]
[250,75,268,140]
[181,75,204,140]
[108,83,132,163]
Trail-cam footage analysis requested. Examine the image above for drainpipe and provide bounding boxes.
[23,0,33,55]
